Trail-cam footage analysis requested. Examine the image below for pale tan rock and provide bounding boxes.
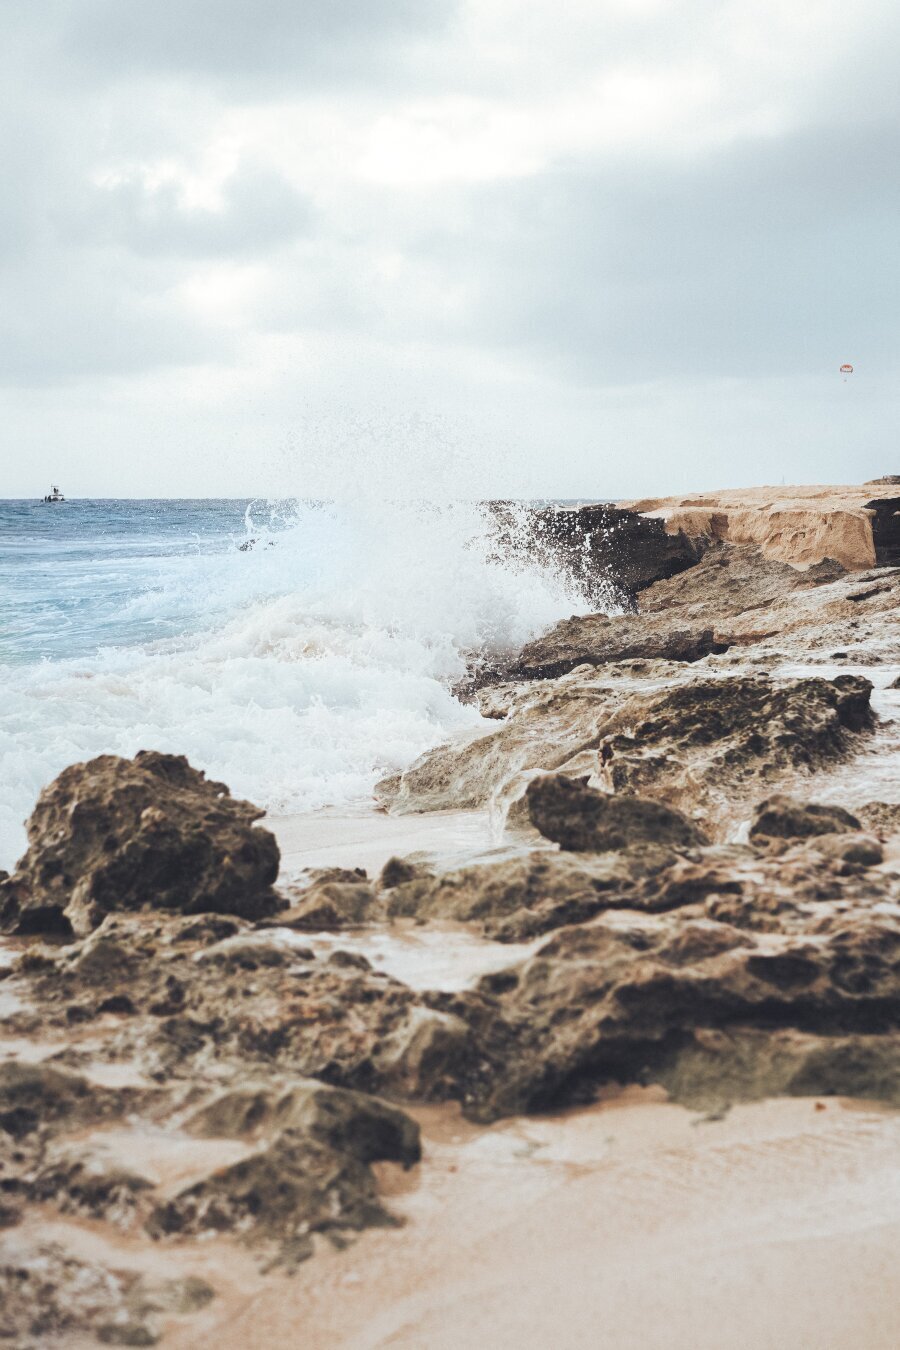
[620,484,896,570]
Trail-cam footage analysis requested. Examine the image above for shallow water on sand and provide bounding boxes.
[269,922,542,993]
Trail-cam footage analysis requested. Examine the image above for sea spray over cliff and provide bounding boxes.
[0,495,592,870]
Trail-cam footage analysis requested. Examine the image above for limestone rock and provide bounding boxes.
[858,801,900,837]
[620,483,886,570]
[526,774,707,852]
[374,1007,475,1098]
[0,751,282,938]
[599,673,874,832]
[146,1126,403,1252]
[0,1062,128,1140]
[0,1242,146,1347]
[277,869,377,929]
[477,898,900,1118]
[185,1079,421,1167]
[511,617,725,681]
[380,668,874,836]
[501,501,705,604]
[749,794,863,841]
[378,856,432,889]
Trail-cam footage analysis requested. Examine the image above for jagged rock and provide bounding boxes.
[195,933,297,970]
[0,1062,129,1140]
[379,669,874,836]
[146,1126,406,1253]
[858,801,900,837]
[385,847,683,940]
[749,795,862,841]
[29,1151,154,1226]
[11,911,490,1107]
[185,1079,421,1167]
[510,618,725,681]
[378,856,432,890]
[0,752,282,938]
[476,899,900,1118]
[497,501,704,605]
[526,774,707,852]
[599,673,874,833]
[474,681,539,719]
[277,869,377,929]
[375,665,641,813]
[655,1028,900,1112]
[0,1237,214,1346]
[798,833,883,869]
[0,1242,143,1346]
[373,1008,475,1098]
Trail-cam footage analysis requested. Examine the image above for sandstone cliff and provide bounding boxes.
[620,481,900,570]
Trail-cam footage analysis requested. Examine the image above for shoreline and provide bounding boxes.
[143,1092,900,1349]
[2,482,900,1347]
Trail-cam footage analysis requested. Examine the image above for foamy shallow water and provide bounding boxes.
[270,923,540,993]
[773,661,900,810]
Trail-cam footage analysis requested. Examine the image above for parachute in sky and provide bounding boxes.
[840,363,854,378]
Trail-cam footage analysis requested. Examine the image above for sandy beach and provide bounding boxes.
[178,1092,900,1350]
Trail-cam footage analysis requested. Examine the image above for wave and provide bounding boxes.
[0,497,594,870]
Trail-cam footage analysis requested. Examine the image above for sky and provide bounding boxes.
[1,0,898,499]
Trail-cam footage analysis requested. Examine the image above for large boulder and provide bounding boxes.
[0,751,282,938]
[526,774,707,852]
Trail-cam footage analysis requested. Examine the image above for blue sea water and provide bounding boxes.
[1,499,271,663]
[0,496,589,870]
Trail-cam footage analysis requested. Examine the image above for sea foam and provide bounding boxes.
[0,496,592,870]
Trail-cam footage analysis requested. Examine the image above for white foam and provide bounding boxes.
[0,498,593,870]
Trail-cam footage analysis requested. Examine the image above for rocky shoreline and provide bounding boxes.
[2,482,900,1347]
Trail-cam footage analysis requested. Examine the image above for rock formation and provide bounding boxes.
[0,751,283,938]
[2,485,900,1341]
[620,482,900,570]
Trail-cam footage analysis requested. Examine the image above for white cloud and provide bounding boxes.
[2,0,898,495]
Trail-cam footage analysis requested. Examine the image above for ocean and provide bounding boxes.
[0,496,589,871]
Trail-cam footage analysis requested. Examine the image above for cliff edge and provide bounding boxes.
[620,480,900,570]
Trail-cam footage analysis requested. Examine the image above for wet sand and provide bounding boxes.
[271,804,503,878]
[151,1091,900,1350]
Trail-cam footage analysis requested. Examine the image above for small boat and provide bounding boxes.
[42,485,65,502]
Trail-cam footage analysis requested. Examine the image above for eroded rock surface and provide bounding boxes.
[510,616,725,681]
[526,774,707,852]
[379,668,874,835]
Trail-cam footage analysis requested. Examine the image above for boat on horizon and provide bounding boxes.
[42,485,65,502]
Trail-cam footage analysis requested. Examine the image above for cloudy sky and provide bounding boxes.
[2,0,897,498]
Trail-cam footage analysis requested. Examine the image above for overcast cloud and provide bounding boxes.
[1,0,897,497]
